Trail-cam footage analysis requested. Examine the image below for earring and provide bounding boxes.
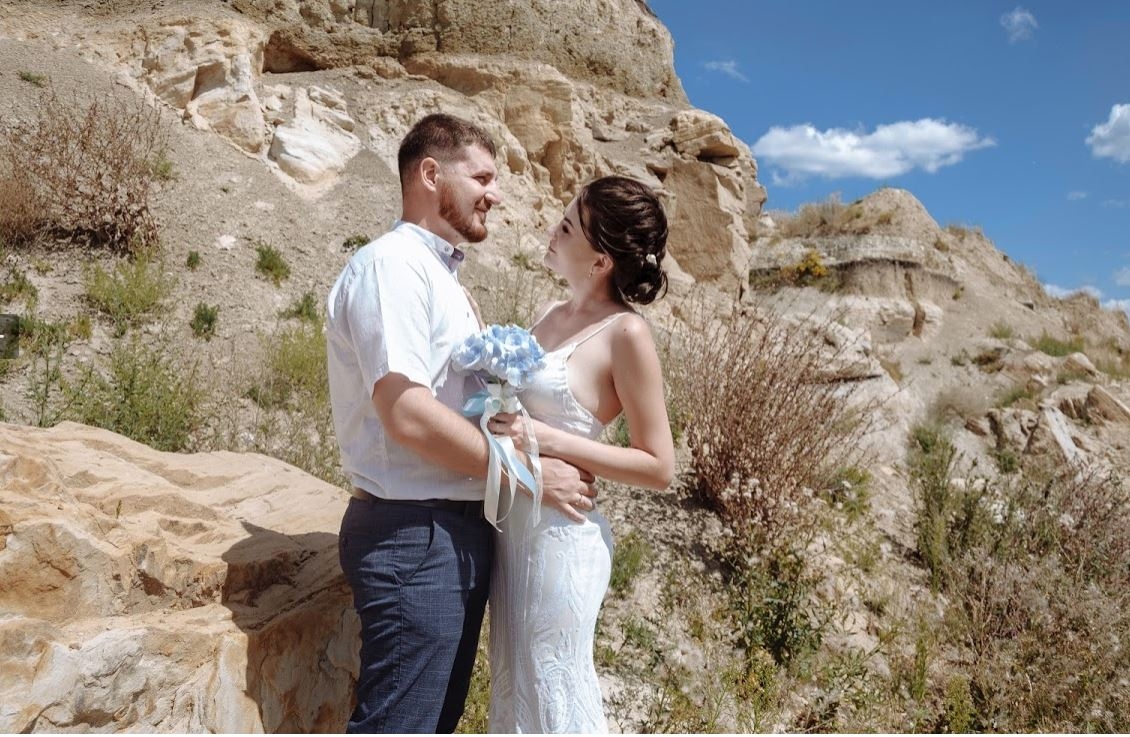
[588,264,595,278]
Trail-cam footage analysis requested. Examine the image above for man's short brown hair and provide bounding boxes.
[397,113,497,185]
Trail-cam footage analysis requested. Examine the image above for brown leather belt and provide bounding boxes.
[350,488,484,518]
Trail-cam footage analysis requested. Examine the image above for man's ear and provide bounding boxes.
[419,157,441,192]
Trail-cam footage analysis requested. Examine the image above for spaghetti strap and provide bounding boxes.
[571,311,632,349]
[529,301,562,330]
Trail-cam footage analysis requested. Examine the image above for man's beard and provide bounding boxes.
[438,181,488,243]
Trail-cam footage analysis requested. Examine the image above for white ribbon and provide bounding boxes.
[472,382,542,530]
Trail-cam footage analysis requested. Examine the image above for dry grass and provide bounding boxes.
[0,91,166,253]
[766,194,894,240]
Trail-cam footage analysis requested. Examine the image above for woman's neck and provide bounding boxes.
[563,277,619,315]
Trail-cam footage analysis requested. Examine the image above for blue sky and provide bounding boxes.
[647,1,1130,313]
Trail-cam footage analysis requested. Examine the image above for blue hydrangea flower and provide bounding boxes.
[452,324,546,389]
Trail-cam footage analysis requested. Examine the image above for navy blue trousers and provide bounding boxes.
[338,497,492,733]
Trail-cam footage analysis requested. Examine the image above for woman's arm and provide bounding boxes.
[494,316,675,489]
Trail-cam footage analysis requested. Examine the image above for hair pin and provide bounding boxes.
[645,253,658,266]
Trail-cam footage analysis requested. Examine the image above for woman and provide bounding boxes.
[486,176,676,733]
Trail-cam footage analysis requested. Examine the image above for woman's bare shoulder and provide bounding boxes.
[609,311,656,349]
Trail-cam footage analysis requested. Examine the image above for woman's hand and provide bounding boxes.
[487,412,553,453]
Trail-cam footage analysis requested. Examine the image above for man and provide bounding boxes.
[326,113,596,733]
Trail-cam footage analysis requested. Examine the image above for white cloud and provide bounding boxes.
[1066,191,1088,201]
[751,118,995,183]
[1102,199,1130,208]
[1045,283,1102,299]
[703,60,749,83]
[1115,267,1130,287]
[1104,299,1130,317]
[1087,104,1130,163]
[1001,7,1038,43]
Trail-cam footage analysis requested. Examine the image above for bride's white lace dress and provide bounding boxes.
[487,314,627,734]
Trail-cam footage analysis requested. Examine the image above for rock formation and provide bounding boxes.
[0,422,355,733]
[0,0,764,290]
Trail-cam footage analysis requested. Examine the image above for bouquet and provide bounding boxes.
[451,324,546,527]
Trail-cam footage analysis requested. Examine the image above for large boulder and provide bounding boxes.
[0,422,355,733]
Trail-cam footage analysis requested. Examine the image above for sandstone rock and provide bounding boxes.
[1025,406,1085,465]
[0,422,355,733]
[139,18,268,153]
[1021,350,1057,375]
[834,296,944,344]
[1062,351,1097,376]
[664,158,752,286]
[670,109,740,161]
[268,86,361,185]
[1087,385,1130,424]
[234,0,687,102]
[988,407,1036,453]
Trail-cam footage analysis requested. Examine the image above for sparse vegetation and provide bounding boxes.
[150,153,176,181]
[17,70,48,87]
[908,428,1130,731]
[185,250,201,270]
[996,381,1039,408]
[510,250,538,271]
[988,321,1014,339]
[240,321,342,484]
[255,241,291,286]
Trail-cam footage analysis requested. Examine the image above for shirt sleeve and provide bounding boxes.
[341,253,434,396]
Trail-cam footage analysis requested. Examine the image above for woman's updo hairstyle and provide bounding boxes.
[577,176,669,305]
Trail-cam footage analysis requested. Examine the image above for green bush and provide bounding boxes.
[609,531,651,596]
[84,255,169,335]
[190,302,219,340]
[185,250,201,270]
[247,323,327,410]
[342,234,369,251]
[1030,331,1085,357]
[0,268,38,306]
[279,291,320,323]
[67,339,202,451]
[255,242,291,286]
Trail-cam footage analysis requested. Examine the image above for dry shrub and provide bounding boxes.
[770,194,850,238]
[0,91,165,253]
[669,298,879,554]
[910,430,1130,731]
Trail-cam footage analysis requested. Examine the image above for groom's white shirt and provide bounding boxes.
[326,220,484,501]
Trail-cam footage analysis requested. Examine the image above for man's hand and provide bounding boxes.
[539,456,597,523]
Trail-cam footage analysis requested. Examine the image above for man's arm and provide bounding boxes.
[372,373,594,522]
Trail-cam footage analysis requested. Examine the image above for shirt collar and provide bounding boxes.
[393,219,466,272]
